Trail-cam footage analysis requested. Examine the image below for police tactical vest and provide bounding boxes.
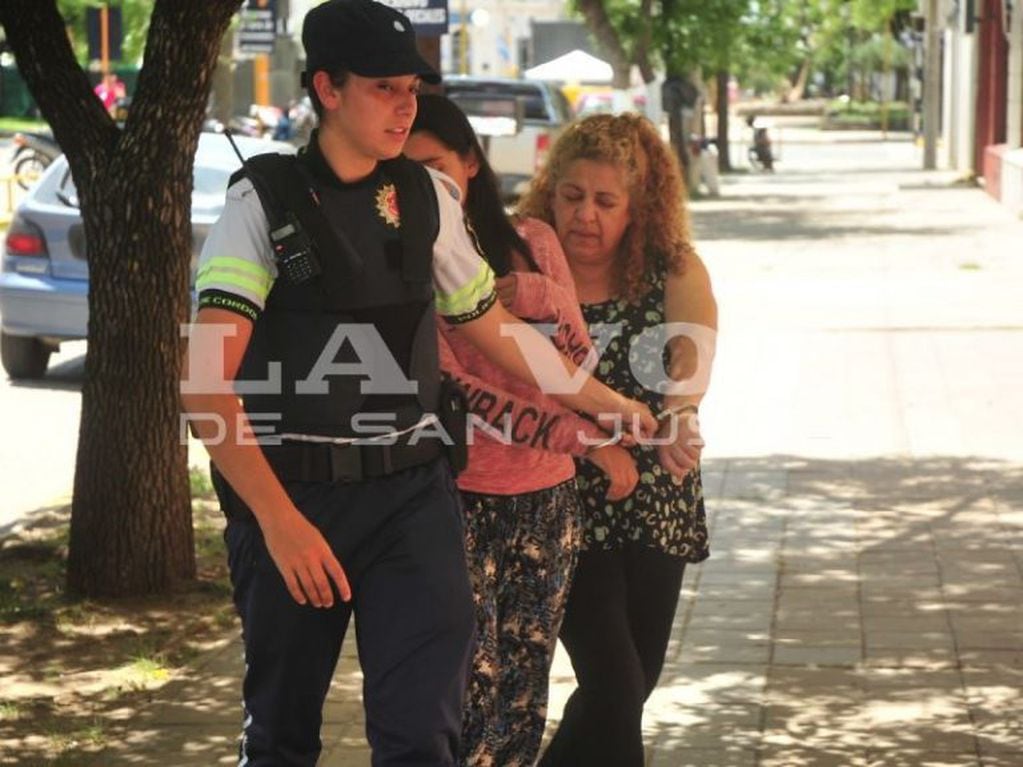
[234,152,441,439]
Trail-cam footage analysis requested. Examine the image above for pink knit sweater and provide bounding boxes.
[439,217,605,495]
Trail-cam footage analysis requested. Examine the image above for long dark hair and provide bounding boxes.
[410,94,536,276]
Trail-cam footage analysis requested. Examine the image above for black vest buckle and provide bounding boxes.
[328,443,362,483]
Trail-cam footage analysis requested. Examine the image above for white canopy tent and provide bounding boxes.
[523,49,614,84]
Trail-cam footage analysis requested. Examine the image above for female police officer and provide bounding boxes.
[180,2,655,765]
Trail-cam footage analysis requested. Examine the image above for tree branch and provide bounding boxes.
[636,0,656,83]
[0,0,116,169]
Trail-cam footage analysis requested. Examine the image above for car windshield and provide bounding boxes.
[445,81,571,122]
[42,162,232,210]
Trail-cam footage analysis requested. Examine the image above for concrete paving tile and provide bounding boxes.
[720,470,789,501]
[862,647,958,669]
[657,663,768,705]
[763,702,869,739]
[773,643,863,667]
[649,746,758,767]
[861,615,951,633]
[760,747,870,766]
[955,631,1023,650]
[858,571,944,588]
[684,613,775,633]
[775,612,861,633]
[975,754,1023,767]
[679,640,773,666]
[962,670,1023,715]
[858,548,938,563]
[761,719,873,750]
[768,666,864,693]
[702,548,781,566]
[859,596,950,617]
[684,627,773,647]
[860,580,944,601]
[864,750,980,767]
[780,570,860,588]
[697,568,780,587]
[947,609,1023,630]
[859,725,977,755]
[782,554,859,571]
[974,721,1023,753]
[777,589,859,613]
[863,631,956,651]
[685,581,776,602]
[774,629,861,647]
[650,723,763,752]
[859,667,965,691]
[960,649,1023,669]
[700,468,728,500]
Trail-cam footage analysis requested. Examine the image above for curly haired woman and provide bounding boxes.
[404,95,642,767]
[520,113,718,767]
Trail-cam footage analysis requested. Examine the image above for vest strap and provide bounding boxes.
[262,439,443,484]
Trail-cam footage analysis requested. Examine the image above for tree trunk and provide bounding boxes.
[787,57,811,102]
[716,70,732,172]
[576,0,632,89]
[0,0,242,597]
[635,0,656,84]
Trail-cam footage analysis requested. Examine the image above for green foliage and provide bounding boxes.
[822,98,911,129]
[849,0,917,32]
[188,464,214,498]
[55,0,153,66]
[659,0,749,75]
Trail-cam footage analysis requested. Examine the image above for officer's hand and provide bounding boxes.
[262,511,351,607]
[586,443,639,501]
[657,410,703,483]
[494,274,518,309]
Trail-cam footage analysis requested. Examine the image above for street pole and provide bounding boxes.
[460,0,468,74]
[922,0,941,169]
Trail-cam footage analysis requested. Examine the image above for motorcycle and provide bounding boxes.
[10,131,61,190]
[746,115,774,172]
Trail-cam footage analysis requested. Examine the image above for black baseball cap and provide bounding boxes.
[301,0,440,86]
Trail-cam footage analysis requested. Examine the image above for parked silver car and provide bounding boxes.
[0,132,292,379]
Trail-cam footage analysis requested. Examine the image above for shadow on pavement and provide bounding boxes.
[2,454,1019,766]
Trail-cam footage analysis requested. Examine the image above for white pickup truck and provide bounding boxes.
[441,76,574,201]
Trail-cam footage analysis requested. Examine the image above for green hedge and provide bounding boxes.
[821,99,911,131]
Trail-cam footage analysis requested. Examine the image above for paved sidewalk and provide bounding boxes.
[106,128,1023,766]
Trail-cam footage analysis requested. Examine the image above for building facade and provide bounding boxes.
[939,0,1023,215]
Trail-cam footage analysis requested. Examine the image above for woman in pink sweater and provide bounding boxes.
[405,94,637,767]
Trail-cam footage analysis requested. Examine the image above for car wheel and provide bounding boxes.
[1,331,52,379]
[14,154,48,190]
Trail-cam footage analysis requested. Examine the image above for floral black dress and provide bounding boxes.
[574,274,710,562]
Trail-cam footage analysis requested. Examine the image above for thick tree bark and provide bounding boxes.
[576,0,632,89]
[0,0,242,597]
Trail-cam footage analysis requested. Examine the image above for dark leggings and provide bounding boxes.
[538,544,687,767]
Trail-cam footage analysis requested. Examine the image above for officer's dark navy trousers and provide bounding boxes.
[223,458,475,766]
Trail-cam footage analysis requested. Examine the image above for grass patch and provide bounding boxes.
[0,116,49,135]
[958,262,982,271]
[189,463,214,498]
[0,500,234,764]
